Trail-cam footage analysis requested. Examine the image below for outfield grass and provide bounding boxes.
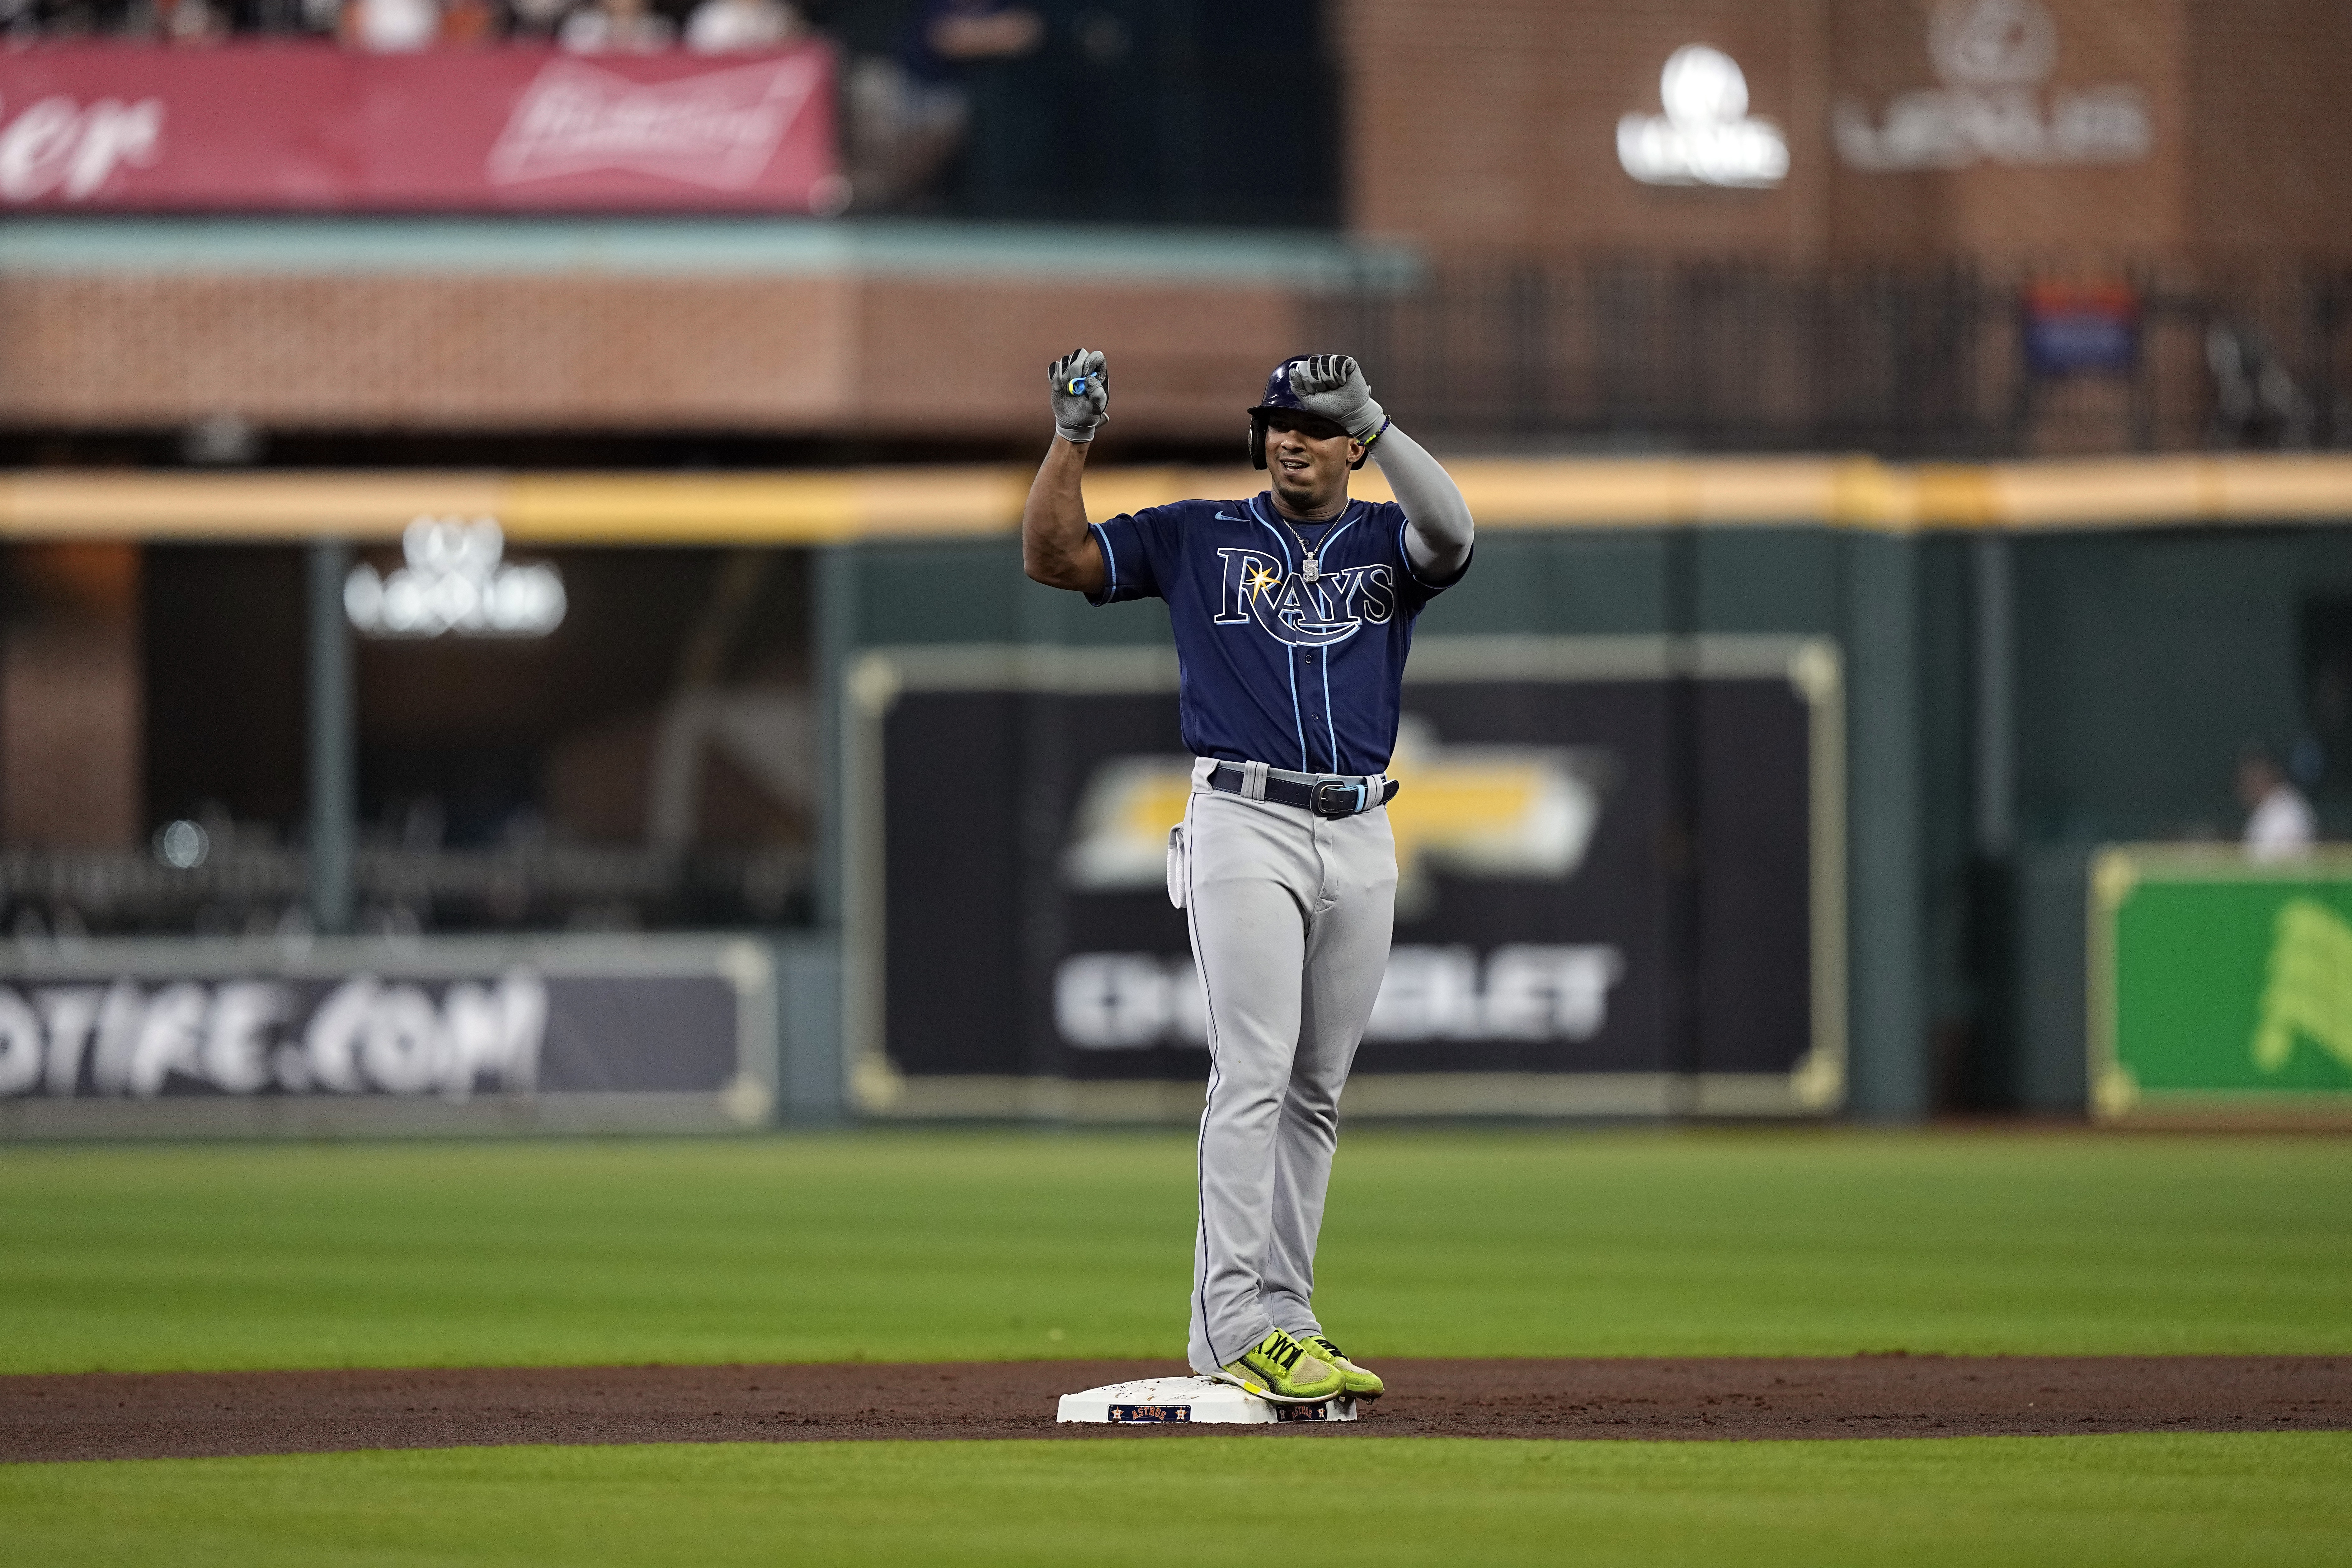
[2,1128,2348,1373]
[5,1433,2347,1567]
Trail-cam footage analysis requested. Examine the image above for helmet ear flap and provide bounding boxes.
[1249,416,1267,470]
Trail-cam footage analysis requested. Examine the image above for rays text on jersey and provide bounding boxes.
[1212,547,1396,648]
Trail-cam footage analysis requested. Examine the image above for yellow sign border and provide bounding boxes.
[5,453,2352,545]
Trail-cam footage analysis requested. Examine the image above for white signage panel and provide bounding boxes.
[1835,0,2152,170]
[345,516,567,640]
[1618,44,1788,189]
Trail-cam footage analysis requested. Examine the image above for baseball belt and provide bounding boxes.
[1205,760,1399,819]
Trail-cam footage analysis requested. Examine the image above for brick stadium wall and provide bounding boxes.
[1,0,2343,438]
[1339,0,1833,260]
[2182,0,2352,257]
[0,273,1297,439]
[1341,0,2352,261]
[851,280,1297,444]
[1823,0,2191,258]
[0,544,142,850]
[0,274,847,432]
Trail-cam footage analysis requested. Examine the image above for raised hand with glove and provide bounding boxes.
[1049,347,1109,445]
[1020,348,1112,594]
[1287,355,1470,580]
[1285,353,1389,446]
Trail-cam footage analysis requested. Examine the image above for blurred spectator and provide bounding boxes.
[163,0,228,41]
[2207,323,2312,449]
[437,0,496,43]
[506,0,566,40]
[560,0,672,52]
[0,0,830,51]
[684,0,797,52]
[343,0,439,49]
[916,0,1038,67]
[843,0,1039,210]
[2238,745,2317,861]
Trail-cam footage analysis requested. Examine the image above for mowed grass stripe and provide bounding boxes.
[5,1433,2348,1568]
[2,1129,2348,1373]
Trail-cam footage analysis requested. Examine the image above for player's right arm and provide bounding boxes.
[1022,348,1109,594]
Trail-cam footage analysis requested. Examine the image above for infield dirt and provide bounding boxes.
[5,1357,2346,1462]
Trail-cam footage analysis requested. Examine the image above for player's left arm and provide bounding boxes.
[1289,355,1473,582]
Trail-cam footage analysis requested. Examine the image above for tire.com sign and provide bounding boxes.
[0,42,838,211]
[0,936,779,1137]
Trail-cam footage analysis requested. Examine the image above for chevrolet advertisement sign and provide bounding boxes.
[848,637,1844,1119]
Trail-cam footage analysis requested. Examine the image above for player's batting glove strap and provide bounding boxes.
[1049,347,1109,444]
[1287,354,1389,445]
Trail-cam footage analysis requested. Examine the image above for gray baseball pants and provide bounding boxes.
[1175,760,1398,1375]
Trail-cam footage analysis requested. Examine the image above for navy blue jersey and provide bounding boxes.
[1088,492,1466,776]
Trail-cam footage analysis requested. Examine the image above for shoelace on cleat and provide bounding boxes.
[1309,1336,1347,1363]
[1257,1330,1305,1373]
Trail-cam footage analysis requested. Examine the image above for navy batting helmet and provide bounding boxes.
[1248,356,1367,471]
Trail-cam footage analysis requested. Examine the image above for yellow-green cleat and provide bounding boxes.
[1216,1328,1347,1403]
[1303,1334,1384,1400]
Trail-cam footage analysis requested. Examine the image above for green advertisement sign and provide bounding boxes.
[2092,847,2352,1121]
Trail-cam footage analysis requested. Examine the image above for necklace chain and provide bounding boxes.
[1270,506,1340,584]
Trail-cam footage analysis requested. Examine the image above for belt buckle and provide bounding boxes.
[1310,778,1363,819]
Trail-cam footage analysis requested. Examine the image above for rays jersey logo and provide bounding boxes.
[1213,548,1397,648]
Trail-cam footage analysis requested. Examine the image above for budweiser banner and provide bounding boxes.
[0,935,779,1137]
[0,43,838,211]
[844,637,1848,1120]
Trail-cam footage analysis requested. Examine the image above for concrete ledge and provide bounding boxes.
[0,217,1420,287]
[0,1090,754,1140]
[855,1071,1831,1123]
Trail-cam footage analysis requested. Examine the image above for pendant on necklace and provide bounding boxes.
[1300,554,1321,584]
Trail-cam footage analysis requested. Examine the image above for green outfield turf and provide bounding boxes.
[5,1433,2347,1567]
[2,1128,2348,1373]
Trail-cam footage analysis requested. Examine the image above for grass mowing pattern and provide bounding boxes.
[6,1434,2348,1567]
[2,1128,2347,1373]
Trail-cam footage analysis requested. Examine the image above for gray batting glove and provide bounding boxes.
[1287,354,1388,444]
[1048,348,1109,444]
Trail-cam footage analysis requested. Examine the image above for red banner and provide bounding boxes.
[0,43,840,212]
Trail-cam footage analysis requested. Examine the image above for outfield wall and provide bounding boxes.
[798,456,2352,1121]
[10,454,2352,1126]
[0,933,797,1139]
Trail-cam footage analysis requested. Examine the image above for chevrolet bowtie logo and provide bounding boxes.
[1061,718,1613,913]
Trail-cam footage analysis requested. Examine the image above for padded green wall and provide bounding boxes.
[825,519,2352,1118]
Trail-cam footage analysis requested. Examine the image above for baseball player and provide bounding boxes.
[1021,350,1475,1403]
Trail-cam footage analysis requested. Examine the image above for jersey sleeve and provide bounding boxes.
[1085,505,1174,606]
[1387,501,1472,613]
